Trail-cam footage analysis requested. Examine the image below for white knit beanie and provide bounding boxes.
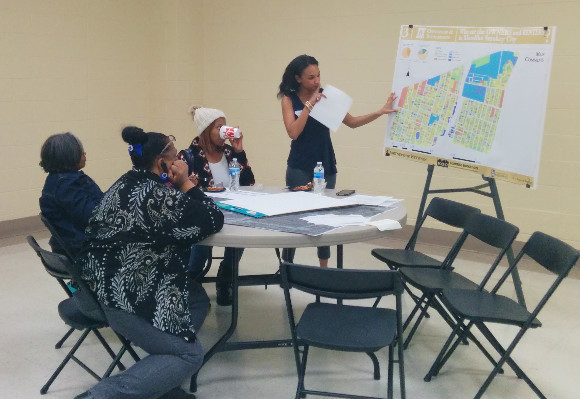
[188,105,226,136]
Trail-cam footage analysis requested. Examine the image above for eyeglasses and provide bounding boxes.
[160,135,176,155]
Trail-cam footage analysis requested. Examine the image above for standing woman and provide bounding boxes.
[178,106,255,306]
[75,126,224,399]
[277,54,397,267]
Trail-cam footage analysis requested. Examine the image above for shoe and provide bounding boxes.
[160,387,196,399]
[216,286,233,306]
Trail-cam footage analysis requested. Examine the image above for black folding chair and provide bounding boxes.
[27,236,140,394]
[40,213,76,261]
[399,213,519,351]
[371,197,480,307]
[424,231,580,399]
[281,262,405,399]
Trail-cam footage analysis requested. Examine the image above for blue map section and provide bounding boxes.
[427,76,441,86]
[428,114,440,126]
[462,84,487,102]
[462,51,518,102]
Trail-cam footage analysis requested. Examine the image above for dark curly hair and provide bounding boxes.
[121,126,170,170]
[277,54,319,99]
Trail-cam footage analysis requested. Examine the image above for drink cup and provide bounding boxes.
[219,126,242,139]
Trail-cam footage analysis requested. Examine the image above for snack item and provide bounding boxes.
[290,182,313,191]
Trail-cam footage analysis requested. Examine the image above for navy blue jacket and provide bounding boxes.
[39,171,103,256]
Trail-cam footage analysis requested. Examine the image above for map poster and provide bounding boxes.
[384,25,556,188]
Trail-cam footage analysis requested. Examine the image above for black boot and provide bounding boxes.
[216,262,233,306]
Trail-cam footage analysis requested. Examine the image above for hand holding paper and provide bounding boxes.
[309,84,353,132]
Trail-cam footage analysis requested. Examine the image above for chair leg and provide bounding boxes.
[474,323,545,399]
[55,327,75,349]
[403,295,433,349]
[425,319,463,381]
[92,329,126,372]
[295,345,309,399]
[429,320,504,378]
[387,345,394,399]
[366,352,380,380]
[41,328,92,394]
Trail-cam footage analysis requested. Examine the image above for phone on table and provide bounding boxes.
[336,189,355,196]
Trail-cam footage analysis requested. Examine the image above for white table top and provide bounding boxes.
[198,187,407,249]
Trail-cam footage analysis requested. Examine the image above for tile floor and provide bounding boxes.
[1,231,578,399]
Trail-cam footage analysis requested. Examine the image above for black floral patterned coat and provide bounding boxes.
[77,168,224,339]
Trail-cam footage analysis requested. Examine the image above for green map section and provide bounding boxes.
[389,51,518,154]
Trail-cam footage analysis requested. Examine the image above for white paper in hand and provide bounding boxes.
[309,84,353,132]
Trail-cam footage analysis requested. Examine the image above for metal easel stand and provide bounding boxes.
[413,164,526,307]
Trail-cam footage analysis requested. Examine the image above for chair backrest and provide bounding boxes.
[280,262,403,300]
[491,232,579,320]
[406,197,481,250]
[442,213,519,289]
[27,235,106,322]
[40,213,75,261]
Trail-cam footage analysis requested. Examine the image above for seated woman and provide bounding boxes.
[178,106,255,306]
[74,126,224,399]
[39,132,103,258]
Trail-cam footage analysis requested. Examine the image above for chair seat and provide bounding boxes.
[443,288,542,328]
[296,302,397,352]
[399,267,479,292]
[371,248,442,269]
[58,297,107,330]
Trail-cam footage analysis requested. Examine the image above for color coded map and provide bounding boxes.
[385,26,555,187]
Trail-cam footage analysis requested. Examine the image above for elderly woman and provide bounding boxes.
[39,132,103,257]
[74,126,224,399]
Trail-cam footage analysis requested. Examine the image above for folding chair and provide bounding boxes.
[281,262,405,399]
[399,213,519,351]
[424,231,580,399]
[40,213,76,261]
[371,197,480,307]
[27,236,140,394]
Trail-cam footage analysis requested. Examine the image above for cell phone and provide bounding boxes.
[336,189,355,196]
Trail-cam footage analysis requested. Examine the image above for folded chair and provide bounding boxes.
[27,236,140,394]
[424,231,580,399]
[399,213,519,351]
[281,262,405,399]
[371,197,480,307]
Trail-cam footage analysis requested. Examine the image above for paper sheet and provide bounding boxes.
[218,191,354,216]
[309,84,353,132]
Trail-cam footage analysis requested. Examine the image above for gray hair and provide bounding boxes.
[39,132,85,173]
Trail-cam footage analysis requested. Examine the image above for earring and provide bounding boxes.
[160,172,168,181]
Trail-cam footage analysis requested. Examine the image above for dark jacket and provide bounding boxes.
[178,137,255,188]
[39,171,103,256]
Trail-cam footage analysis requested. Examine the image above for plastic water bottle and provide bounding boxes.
[313,161,325,194]
[229,158,241,192]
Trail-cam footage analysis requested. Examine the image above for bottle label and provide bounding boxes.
[313,172,324,179]
[229,168,240,175]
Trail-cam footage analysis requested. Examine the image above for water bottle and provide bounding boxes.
[313,161,325,194]
[229,158,241,192]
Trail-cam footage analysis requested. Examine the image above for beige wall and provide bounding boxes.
[1,0,578,247]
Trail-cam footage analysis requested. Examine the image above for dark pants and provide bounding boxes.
[88,286,207,399]
[284,166,337,261]
[188,245,244,287]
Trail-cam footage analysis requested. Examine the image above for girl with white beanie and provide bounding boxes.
[179,106,255,306]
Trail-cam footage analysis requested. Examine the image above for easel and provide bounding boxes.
[414,164,526,307]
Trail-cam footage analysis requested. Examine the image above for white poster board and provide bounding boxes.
[384,25,556,188]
